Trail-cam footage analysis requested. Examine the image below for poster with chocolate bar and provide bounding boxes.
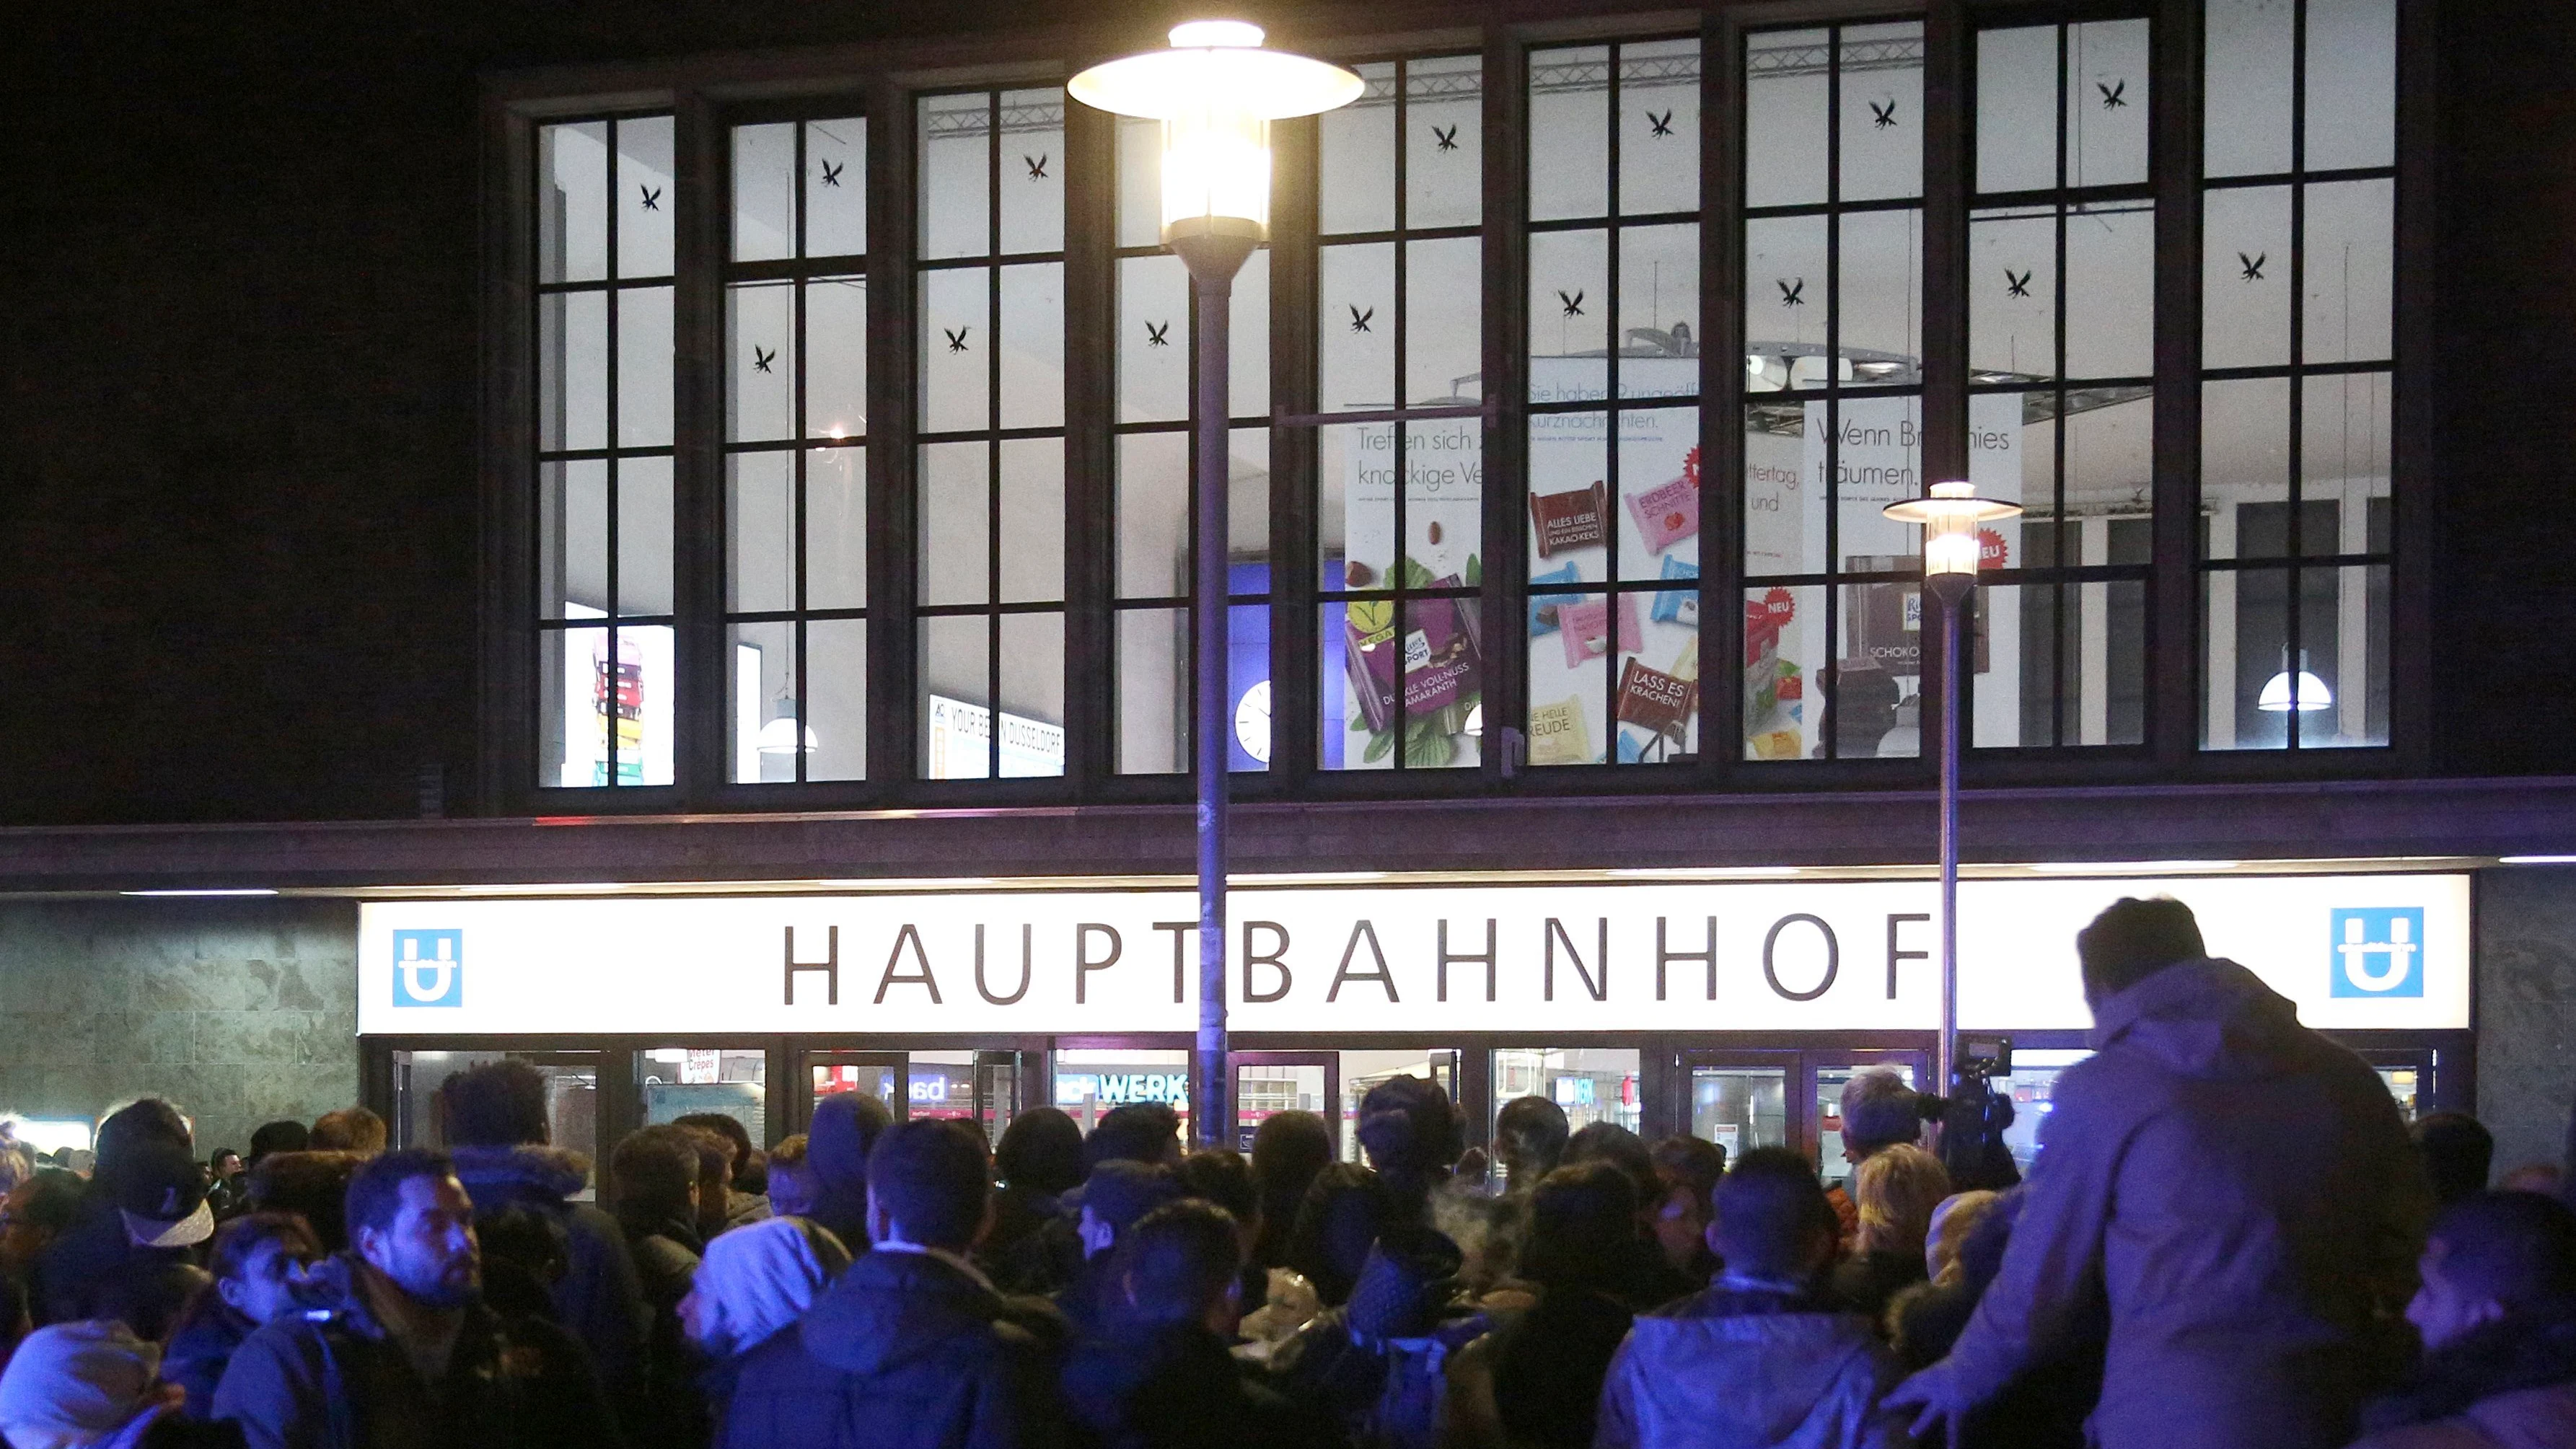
[1616,657,1697,742]
[1529,482,1606,559]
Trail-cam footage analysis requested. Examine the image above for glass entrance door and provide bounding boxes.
[1235,1052,1336,1154]
[1676,1047,1930,1182]
[799,1049,1031,1143]
[390,1050,599,1165]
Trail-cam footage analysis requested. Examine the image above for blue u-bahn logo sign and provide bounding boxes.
[392,929,465,1008]
[2330,907,2423,998]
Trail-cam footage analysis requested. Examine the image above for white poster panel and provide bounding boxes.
[361,873,2469,1038]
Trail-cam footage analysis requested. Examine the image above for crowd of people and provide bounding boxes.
[0,895,2569,1447]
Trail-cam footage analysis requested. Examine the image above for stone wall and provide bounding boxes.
[2476,866,2576,1178]
[0,899,359,1160]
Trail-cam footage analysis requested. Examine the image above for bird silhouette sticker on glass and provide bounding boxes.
[2098,79,2127,110]
[1348,305,1373,333]
[1648,110,1674,137]
[945,327,970,353]
[2238,251,2267,282]
[1870,99,1897,130]
[1024,153,1049,180]
[752,346,776,374]
[820,160,844,188]
[2005,269,2032,299]
[1433,124,1458,152]
[1557,289,1584,318]
[639,185,661,211]
[1777,278,1806,307]
[1146,320,1171,348]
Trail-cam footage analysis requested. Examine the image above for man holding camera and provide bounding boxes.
[1888,896,2427,1449]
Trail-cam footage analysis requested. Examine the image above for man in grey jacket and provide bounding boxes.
[1889,897,2428,1449]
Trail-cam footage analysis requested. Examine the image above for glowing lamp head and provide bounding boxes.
[1069,21,1363,246]
[1883,481,2021,594]
[2257,651,2334,713]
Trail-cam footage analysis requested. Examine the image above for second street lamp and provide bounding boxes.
[1072,23,1360,1148]
[1882,480,2021,1096]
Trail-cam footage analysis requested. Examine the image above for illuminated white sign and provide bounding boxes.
[926,695,1065,780]
[359,873,2470,1037]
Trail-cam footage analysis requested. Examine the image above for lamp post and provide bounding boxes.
[1881,481,2021,1095]
[1073,23,1360,1148]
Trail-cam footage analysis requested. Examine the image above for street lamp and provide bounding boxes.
[1882,480,2021,1096]
[1073,23,1361,1148]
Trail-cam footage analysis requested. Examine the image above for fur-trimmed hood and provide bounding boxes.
[448,1144,594,1208]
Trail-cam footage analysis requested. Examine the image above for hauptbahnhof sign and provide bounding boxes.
[359,873,2470,1036]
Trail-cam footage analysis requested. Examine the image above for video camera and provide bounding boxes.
[1920,1035,2021,1192]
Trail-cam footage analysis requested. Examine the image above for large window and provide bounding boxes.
[726,117,871,783]
[535,116,676,788]
[914,89,1069,779]
[2199,0,2393,750]
[1738,25,1926,763]
[1522,40,1705,767]
[1968,18,2154,749]
[1308,56,1487,772]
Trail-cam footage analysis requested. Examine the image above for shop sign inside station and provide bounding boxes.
[359,873,2470,1036]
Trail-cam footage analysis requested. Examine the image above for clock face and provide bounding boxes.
[1234,680,1273,765]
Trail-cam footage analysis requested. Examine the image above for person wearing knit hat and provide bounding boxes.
[0,1319,180,1449]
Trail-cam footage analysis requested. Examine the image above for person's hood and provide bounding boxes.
[796,1247,1005,1376]
[1617,1309,1886,1441]
[2088,957,2308,1080]
[1344,1227,1465,1340]
[447,1145,592,1207]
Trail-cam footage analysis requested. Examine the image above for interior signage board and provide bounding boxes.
[360,873,2470,1037]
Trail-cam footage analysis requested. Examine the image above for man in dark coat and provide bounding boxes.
[1890,897,2430,1449]
[212,1148,621,1449]
[2348,1190,2576,1448]
[439,1060,650,1422]
[721,1119,1063,1449]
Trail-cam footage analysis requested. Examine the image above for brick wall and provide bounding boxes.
[0,899,360,1160]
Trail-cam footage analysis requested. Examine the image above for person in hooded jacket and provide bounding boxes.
[436,1061,650,1431]
[802,1093,895,1253]
[1888,896,2430,1449]
[985,1110,1083,1273]
[718,1119,1065,1449]
[1060,1199,1341,1449]
[1594,1148,1909,1449]
[2346,1189,2576,1449]
[162,1212,324,1421]
[680,1215,850,1432]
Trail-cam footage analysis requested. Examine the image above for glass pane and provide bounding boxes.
[1997,1049,2091,1172]
[1319,63,1396,235]
[1817,1062,1916,1187]
[918,267,990,433]
[1407,236,1482,405]
[2204,0,2294,178]
[806,278,868,440]
[1405,56,1482,230]
[806,617,868,781]
[1322,600,1389,770]
[2202,187,2293,371]
[1742,405,1820,577]
[1618,406,1702,583]
[806,444,868,612]
[1745,216,1829,377]
[1614,627,1698,764]
[997,439,1065,604]
[1319,242,1394,410]
[728,281,794,443]
[1116,607,1186,775]
[1744,28,1829,210]
[727,452,791,615]
[998,612,1067,777]
[1117,432,1189,599]
[1837,579,1925,760]
[1689,1067,1788,1158]
[391,1052,598,1187]
[1529,228,1610,392]
[2201,377,2292,560]
[1970,209,2057,381]
[1977,577,2147,749]
[1228,428,1273,570]
[1529,45,1609,223]
[998,263,1064,430]
[1743,584,1821,761]
[1239,1064,1329,1155]
[1620,38,1702,217]
[617,285,675,449]
[2067,20,2149,188]
[2305,0,2396,172]
[2303,371,2392,555]
[812,1060,896,1109]
[732,122,796,263]
[1977,27,2058,195]
[540,291,608,452]
[1528,586,1612,767]
[1118,254,1188,424]
[617,457,674,618]
[2065,202,2153,379]
[1229,250,1271,415]
[2303,179,2393,365]
[1402,596,1482,770]
[2066,390,2153,530]
[638,1048,767,1147]
[1619,224,1700,397]
[919,616,990,778]
[909,1052,981,1123]
[545,459,608,619]
[1116,117,1161,249]
[806,117,869,257]
[539,122,609,284]
[919,93,993,260]
[918,441,989,606]
[617,118,676,278]
[1054,1049,1190,1141]
[1840,208,1923,368]
[1492,1049,1641,1176]
[552,624,673,787]
[1317,421,1386,589]
[1832,394,1926,568]
[1840,22,1925,202]
[2307,563,2390,749]
[997,87,1065,255]
[729,620,795,783]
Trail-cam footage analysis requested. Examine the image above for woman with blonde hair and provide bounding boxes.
[1829,1142,1952,1329]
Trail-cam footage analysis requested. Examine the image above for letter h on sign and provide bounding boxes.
[786,926,840,1006]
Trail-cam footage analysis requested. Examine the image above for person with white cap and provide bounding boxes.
[0,1319,182,1448]
[680,1215,851,1427]
[34,1136,214,1342]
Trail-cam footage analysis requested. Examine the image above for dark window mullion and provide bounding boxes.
[604,118,626,784]
[1389,60,1412,767]
[2285,0,2308,747]
[1601,43,1626,760]
[1820,28,1844,760]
